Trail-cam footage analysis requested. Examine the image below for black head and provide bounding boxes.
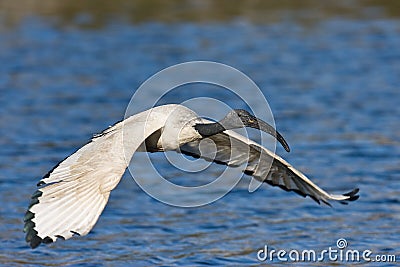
[227,109,258,128]
[195,109,290,152]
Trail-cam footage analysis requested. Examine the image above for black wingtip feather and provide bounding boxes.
[25,229,36,242]
[24,216,42,248]
[28,198,39,209]
[25,217,43,249]
[309,195,321,205]
[31,190,43,199]
[70,230,81,236]
[338,188,360,205]
[24,189,43,249]
[55,235,66,240]
[24,211,34,222]
[23,221,34,233]
[322,199,332,207]
[30,235,42,249]
[343,188,360,201]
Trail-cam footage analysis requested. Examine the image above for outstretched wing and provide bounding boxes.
[24,109,165,248]
[179,128,359,206]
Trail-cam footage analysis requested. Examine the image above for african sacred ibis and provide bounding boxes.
[24,104,359,248]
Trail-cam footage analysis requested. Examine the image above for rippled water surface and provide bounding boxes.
[0,5,399,266]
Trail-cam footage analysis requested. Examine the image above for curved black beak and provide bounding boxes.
[247,117,290,152]
[195,109,291,152]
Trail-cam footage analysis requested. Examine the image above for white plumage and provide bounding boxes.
[24,104,359,248]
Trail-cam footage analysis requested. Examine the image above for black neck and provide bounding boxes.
[194,122,226,137]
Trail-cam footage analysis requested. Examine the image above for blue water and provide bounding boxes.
[0,17,399,266]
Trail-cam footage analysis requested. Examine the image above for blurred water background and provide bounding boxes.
[0,0,399,266]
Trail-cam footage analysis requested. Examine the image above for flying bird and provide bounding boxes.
[24,104,359,248]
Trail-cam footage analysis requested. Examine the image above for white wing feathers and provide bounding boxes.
[180,129,359,206]
[25,132,125,248]
[24,109,165,248]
